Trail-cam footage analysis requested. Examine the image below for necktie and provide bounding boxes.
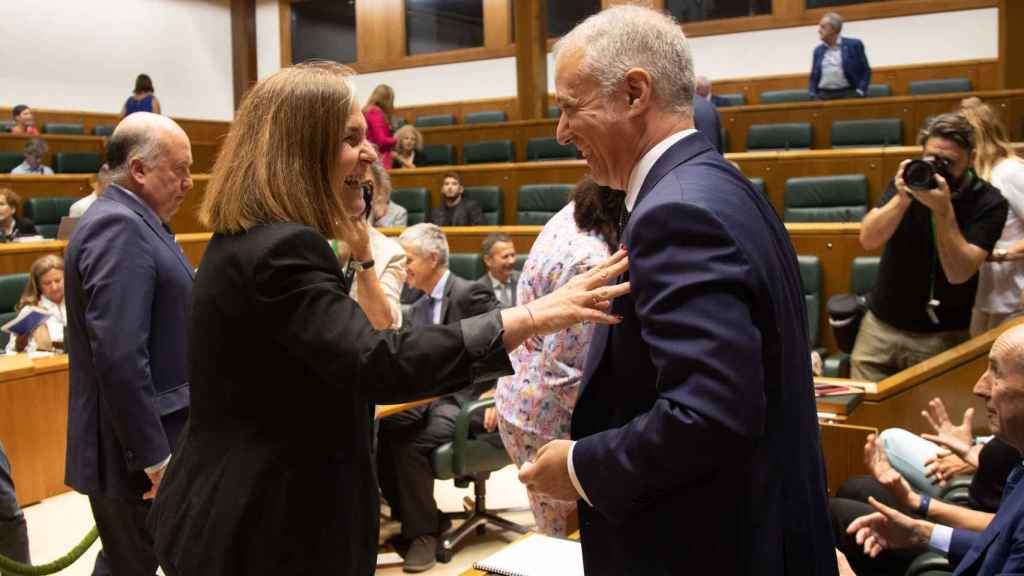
[618,204,630,249]
[418,296,436,326]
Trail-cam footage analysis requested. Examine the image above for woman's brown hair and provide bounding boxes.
[200,61,357,238]
[959,98,1021,180]
[0,188,22,219]
[362,84,395,119]
[571,176,624,251]
[18,254,63,310]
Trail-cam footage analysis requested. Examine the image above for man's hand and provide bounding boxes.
[864,433,917,511]
[143,463,167,500]
[518,439,579,501]
[847,497,934,558]
[836,548,857,576]
[924,451,976,485]
[920,397,974,459]
[479,389,498,432]
[905,172,954,219]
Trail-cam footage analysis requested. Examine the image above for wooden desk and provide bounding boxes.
[0,241,66,275]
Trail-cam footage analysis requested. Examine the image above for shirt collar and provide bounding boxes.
[111,183,165,227]
[488,272,508,288]
[429,269,450,300]
[625,129,697,212]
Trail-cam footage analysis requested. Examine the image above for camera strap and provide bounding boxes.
[927,214,941,324]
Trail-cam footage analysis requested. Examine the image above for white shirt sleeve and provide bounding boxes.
[567,441,593,507]
[929,524,953,554]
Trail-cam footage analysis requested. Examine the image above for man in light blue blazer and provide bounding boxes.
[64,112,194,575]
[847,323,1024,576]
[809,12,871,99]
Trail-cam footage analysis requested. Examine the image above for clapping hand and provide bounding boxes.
[847,497,933,558]
[864,433,917,511]
[919,397,978,482]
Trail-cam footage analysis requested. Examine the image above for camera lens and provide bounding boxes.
[904,159,936,191]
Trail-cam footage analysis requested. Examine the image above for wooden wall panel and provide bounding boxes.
[820,423,876,496]
[0,242,66,276]
[0,107,230,146]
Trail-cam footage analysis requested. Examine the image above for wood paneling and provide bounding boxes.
[516,0,549,122]
[1000,0,1023,90]
[0,107,230,146]
[0,175,94,201]
[0,242,66,276]
[820,422,876,496]
[231,0,258,110]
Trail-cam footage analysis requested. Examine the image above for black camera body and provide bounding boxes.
[904,156,954,191]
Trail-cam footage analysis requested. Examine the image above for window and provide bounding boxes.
[290,0,357,64]
[510,1,602,41]
[406,0,485,56]
[666,0,771,23]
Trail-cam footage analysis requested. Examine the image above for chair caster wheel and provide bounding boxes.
[436,547,453,563]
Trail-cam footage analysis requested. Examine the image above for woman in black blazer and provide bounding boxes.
[148,61,628,576]
[0,189,37,242]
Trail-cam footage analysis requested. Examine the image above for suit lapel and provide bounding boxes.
[440,274,455,324]
[103,186,195,279]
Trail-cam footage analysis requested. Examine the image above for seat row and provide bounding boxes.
[408,136,576,167]
[0,122,114,136]
[0,152,104,174]
[715,77,973,107]
[392,183,573,225]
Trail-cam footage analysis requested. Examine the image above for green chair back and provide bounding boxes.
[392,116,407,129]
[0,273,30,349]
[749,177,766,196]
[414,114,455,127]
[716,93,747,107]
[526,137,577,162]
[866,84,892,98]
[417,144,454,167]
[546,106,561,118]
[831,118,903,148]
[392,187,431,224]
[55,152,103,174]
[23,197,79,238]
[516,184,572,225]
[448,253,485,281]
[798,255,822,346]
[759,89,812,104]
[463,140,514,164]
[746,123,813,151]
[92,125,115,136]
[515,254,527,271]
[851,256,880,296]
[909,78,972,95]
[463,186,503,225]
[42,123,85,135]
[0,122,12,133]
[464,111,507,124]
[0,153,24,173]
[783,174,868,223]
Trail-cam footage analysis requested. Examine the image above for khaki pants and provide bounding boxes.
[850,311,969,382]
[970,308,1024,338]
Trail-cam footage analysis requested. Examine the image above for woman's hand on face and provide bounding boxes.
[344,217,373,263]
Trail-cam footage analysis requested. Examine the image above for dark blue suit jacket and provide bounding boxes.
[693,95,724,154]
[64,185,193,498]
[950,466,1024,575]
[809,37,871,96]
[570,133,836,575]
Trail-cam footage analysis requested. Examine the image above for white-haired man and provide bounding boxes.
[809,12,871,100]
[516,6,836,574]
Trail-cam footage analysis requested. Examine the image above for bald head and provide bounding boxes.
[696,76,711,99]
[107,112,193,222]
[975,324,1024,451]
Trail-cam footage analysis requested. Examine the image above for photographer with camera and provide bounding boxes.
[852,113,1008,381]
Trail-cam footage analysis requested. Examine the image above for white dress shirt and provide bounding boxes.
[428,270,451,325]
[566,128,698,507]
[818,37,850,90]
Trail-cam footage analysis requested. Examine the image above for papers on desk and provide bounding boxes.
[1,306,50,336]
[814,382,863,397]
[11,235,46,243]
[473,533,583,576]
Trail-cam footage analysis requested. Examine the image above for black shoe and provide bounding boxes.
[403,535,437,573]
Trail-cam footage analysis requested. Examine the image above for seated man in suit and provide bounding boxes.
[695,75,730,108]
[809,12,871,100]
[847,323,1024,576]
[478,232,519,308]
[379,223,500,572]
[428,172,483,227]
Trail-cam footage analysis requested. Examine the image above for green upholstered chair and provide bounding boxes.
[516,184,572,225]
[867,84,892,98]
[824,256,880,377]
[904,552,951,576]
[448,253,486,281]
[23,196,78,238]
[91,125,115,136]
[526,137,577,162]
[55,152,103,174]
[746,123,813,151]
[463,140,514,164]
[783,174,869,223]
[546,106,561,118]
[417,144,455,167]
[392,116,407,129]
[463,186,503,225]
[798,255,823,351]
[749,177,766,196]
[514,254,527,271]
[716,93,747,107]
[831,118,903,148]
[464,111,507,124]
[431,398,529,563]
[0,153,24,173]
[0,273,30,349]
[392,187,431,225]
[0,122,13,133]
[414,114,456,127]
[909,78,972,95]
[42,123,85,135]
[759,89,812,104]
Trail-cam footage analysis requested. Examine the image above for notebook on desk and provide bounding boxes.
[472,533,583,576]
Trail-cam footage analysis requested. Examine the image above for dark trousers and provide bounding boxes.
[831,476,920,576]
[0,442,29,576]
[88,495,157,576]
[377,400,461,539]
[816,87,861,100]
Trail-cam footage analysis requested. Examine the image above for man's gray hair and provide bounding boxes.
[105,123,166,184]
[368,159,391,197]
[553,5,694,114]
[823,12,843,33]
[399,223,449,268]
[23,137,47,157]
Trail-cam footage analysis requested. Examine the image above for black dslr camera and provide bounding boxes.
[903,156,954,191]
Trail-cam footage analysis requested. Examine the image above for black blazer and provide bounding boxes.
[570,133,836,574]
[64,185,194,497]
[0,216,38,242]
[149,223,512,575]
[406,272,500,406]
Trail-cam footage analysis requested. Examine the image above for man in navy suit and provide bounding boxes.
[65,112,194,575]
[847,323,1024,576]
[809,12,871,100]
[517,6,836,575]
